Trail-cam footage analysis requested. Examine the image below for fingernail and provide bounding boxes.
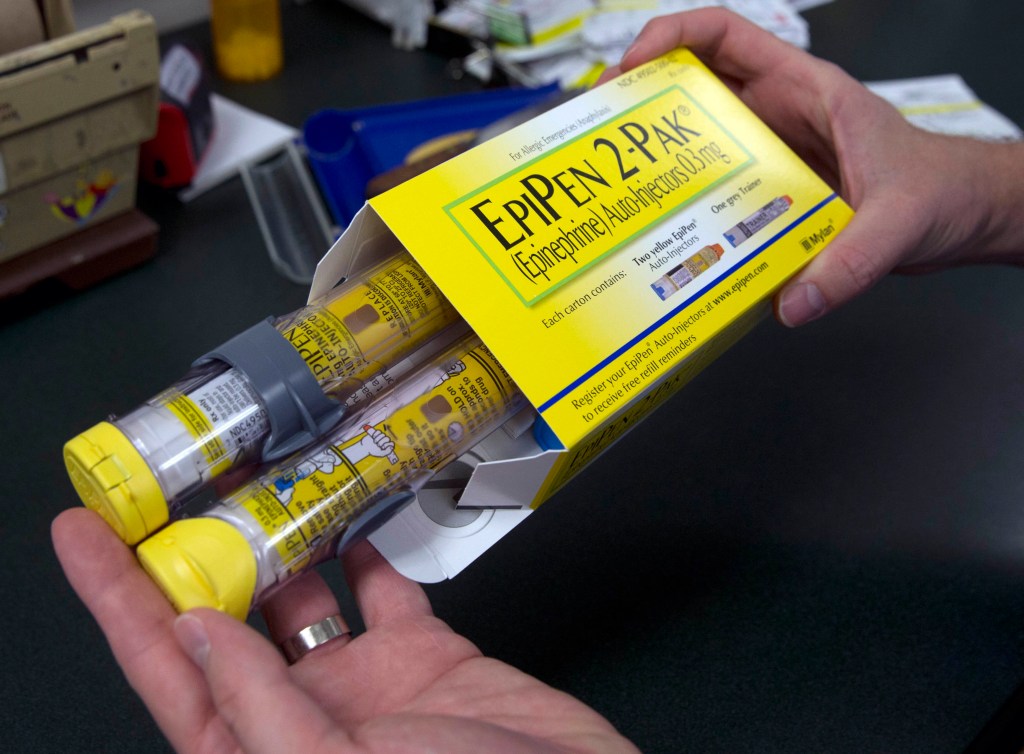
[174,613,211,669]
[778,282,827,327]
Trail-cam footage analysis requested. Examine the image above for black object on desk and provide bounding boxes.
[3,2,1023,752]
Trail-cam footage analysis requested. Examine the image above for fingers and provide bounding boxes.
[620,8,793,81]
[260,570,352,654]
[342,539,434,628]
[611,9,946,327]
[51,508,234,752]
[593,65,620,87]
[174,609,351,753]
[263,541,434,659]
[775,196,923,326]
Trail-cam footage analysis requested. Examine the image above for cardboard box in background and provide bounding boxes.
[0,0,75,56]
[0,11,158,264]
[38,0,77,39]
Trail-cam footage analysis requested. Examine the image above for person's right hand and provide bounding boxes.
[54,508,638,754]
[600,9,1024,326]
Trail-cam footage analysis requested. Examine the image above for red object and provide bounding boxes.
[139,45,214,189]
[140,103,201,187]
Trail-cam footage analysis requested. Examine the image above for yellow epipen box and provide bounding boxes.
[309,49,854,582]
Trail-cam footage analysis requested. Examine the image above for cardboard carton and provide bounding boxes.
[0,11,158,263]
[308,50,855,582]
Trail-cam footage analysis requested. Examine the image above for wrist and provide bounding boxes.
[950,139,1024,265]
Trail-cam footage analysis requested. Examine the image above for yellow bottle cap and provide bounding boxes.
[137,518,257,620]
[64,422,169,545]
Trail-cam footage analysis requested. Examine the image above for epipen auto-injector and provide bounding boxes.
[63,251,460,545]
[135,334,527,619]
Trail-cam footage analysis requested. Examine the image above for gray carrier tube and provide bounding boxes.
[196,318,347,462]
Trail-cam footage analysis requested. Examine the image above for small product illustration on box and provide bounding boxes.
[650,243,724,301]
[723,196,793,247]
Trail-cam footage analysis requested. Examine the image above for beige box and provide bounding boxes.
[0,11,158,263]
[0,0,76,57]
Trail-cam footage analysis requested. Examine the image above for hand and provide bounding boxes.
[52,508,636,754]
[601,9,1024,326]
[360,424,398,463]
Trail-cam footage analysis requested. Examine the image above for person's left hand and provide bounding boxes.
[53,508,636,753]
[595,9,1024,326]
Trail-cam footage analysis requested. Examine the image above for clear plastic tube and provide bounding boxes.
[136,334,528,619]
[64,250,461,544]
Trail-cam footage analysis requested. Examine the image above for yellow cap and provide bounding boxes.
[137,518,258,620]
[64,422,169,545]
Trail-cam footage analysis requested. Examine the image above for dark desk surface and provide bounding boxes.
[3,1,1023,751]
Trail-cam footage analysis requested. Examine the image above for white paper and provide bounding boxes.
[178,95,299,202]
[787,0,834,10]
[160,46,202,105]
[866,75,1023,142]
[581,0,808,69]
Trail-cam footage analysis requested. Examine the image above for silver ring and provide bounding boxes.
[279,615,352,663]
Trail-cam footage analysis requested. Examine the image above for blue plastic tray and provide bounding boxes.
[302,84,559,228]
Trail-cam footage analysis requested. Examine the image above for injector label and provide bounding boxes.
[163,370,265,480]
[282,257,458,386]
[281,309,363,382]
[231,343,521,575]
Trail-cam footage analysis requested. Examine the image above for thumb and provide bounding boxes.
[594,64,622,87]
[775,196,922,326]
[174,609,349,753]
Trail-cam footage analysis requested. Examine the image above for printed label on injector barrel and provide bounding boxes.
[281,308,364,383]
[163,370,267,479]
[234,343,521,575]
[280,257,458,385]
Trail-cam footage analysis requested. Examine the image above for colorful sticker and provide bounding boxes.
[46,169,120,224]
